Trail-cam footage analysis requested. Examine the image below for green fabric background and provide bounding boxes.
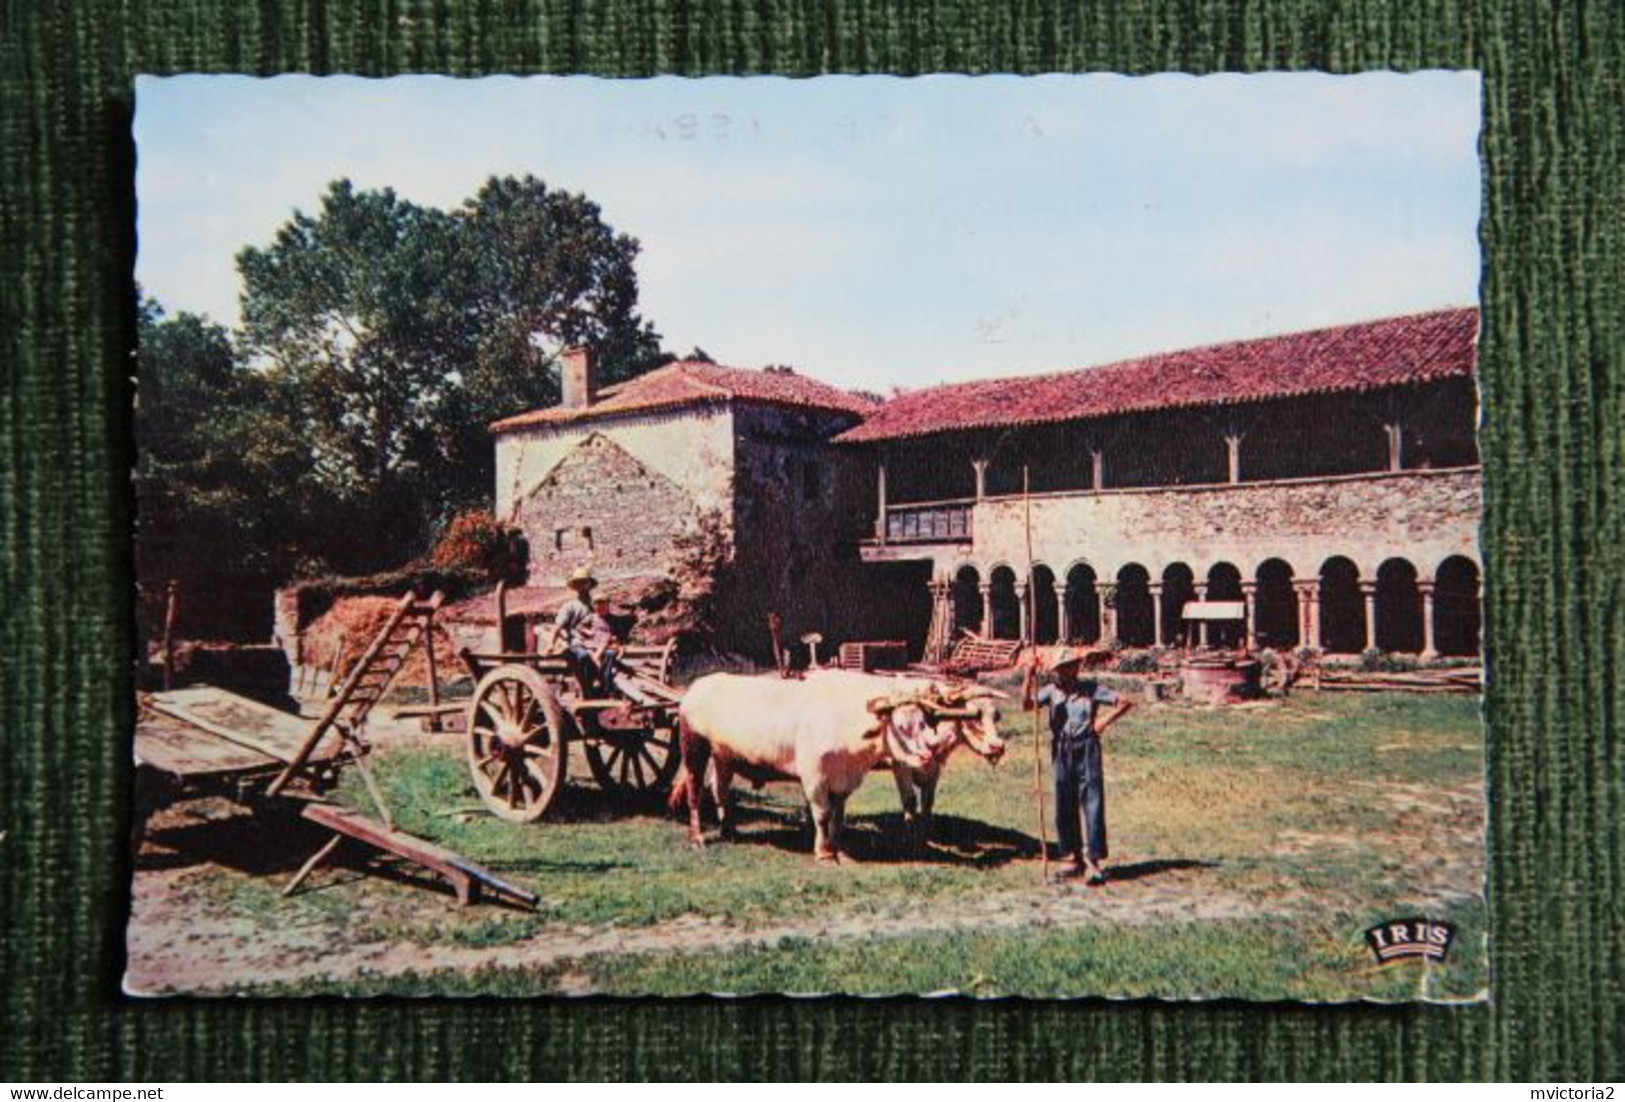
[2,0,1620,1082]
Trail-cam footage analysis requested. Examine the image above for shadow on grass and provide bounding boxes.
[701,796,1043,868]
[135,803,328,875]
[1103,858,1220,883]
[136,796,630,890]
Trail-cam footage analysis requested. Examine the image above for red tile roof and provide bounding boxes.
[491,359,877,433]
[835,307,1480,444]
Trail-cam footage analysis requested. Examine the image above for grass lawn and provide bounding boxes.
[131,691,1486,1001]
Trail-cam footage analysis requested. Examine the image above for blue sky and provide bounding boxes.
[135,72,1481,391]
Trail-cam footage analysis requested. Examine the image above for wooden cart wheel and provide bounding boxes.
[466,664,569,823]
[584,723,681,798]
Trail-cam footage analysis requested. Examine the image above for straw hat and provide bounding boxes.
[566,566,598,590]
[1049,645,1111,671]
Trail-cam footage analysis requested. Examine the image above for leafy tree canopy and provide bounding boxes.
[233,175,664,573]
[136,296,329,631]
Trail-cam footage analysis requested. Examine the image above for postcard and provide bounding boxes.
[129,72,1485,1000]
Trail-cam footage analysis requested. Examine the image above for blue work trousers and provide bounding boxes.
[567,646,620,695]
[1053,734,1108,864]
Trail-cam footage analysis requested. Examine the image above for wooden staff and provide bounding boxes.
[1024,465,1050,884]
[161,579,179,691]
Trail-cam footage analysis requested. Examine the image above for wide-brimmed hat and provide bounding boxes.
[566,566,598,590]
[1049,645,1111,671]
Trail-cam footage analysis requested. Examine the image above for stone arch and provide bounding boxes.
[1115,563,1155,647]
[1064,562,1101,644]
[1375,557,1424,653]
[1433,555,1482,657]
[1206,562,1244,649]
[988,564,1021,641]
[952,563,982,637]
[1031,564,1060,644]
[1161,562,1196,648]
[1254,558,1299,650]
[1319,556,1365,654]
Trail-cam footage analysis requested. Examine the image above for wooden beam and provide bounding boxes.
[299,803,539,909]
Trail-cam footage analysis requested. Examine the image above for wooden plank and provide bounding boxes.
[391,702,466,719]
[301,803,539,909]
[147,688,340,765]
[135,712,280,778]
[464,651,572,669]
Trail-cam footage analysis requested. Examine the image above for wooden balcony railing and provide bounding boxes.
[882,500,973,544]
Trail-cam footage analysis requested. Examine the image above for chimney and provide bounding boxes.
[560,346,596,409]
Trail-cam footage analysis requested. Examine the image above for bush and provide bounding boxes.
[430,510,527,584]
[1358,648,1422,673]
[1114,649,1161,674]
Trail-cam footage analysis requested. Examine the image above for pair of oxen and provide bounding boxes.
[674,670,1008,863]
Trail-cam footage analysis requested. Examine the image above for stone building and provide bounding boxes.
[490,349,887,650]
[837,307,1483,658]
[491,308,1482,661]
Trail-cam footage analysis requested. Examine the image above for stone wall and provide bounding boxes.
[490,400,892,658]
[964,467,1481,583]
[720,405,891,650]
[494,404,735,521]
[511,431,706,586]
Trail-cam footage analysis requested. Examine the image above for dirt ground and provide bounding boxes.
[125,692,1487,1000]
[126,817,1266,996]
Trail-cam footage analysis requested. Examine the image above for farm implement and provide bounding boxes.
[134,591,539,909]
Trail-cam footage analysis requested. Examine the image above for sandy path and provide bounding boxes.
[125,858,1270,996]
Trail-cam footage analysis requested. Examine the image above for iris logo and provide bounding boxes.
[1364,917,1455,964]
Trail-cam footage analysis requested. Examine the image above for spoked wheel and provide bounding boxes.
[584,724,681,799]
[466,665,569,823]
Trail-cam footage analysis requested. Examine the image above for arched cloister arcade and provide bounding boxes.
[929,553,1481,658]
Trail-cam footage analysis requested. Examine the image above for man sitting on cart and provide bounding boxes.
[540,567,652,705]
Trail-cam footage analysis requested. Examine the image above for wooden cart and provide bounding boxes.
[455,639,684,823]
[134,592,538,908]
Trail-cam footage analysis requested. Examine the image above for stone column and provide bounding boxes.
[1148,582,1165,646]
[1293,580,1321,649]
[875,460,888,543]
[1098,583,1118,644]
[1015,582,1030,644]
[979,582,994,638]
[1193,582,1209,647]
[1089,448,1104,491]
[1055,583,1071,644]
[1418,581,1438,659]
[972,458,988,501]
[1384,422,1404,472]
[1225,433,1243,484]
[1240,581,1258,651]
[1359,579,1378,650]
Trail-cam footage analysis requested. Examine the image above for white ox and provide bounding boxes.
[676,670,1006,862]
[860,673,1009,845]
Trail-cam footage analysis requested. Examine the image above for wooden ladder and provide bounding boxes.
[267,590,445,819]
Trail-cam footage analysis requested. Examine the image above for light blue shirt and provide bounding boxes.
[1036,681,1120,743]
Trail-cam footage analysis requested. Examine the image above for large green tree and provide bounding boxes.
[135,296,326,632]
[236,176,662,574]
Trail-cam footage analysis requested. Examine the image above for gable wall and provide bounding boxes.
[505,427,723,587]
[494,405,736,522]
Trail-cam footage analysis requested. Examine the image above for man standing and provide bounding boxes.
[1023,647,1135,885]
